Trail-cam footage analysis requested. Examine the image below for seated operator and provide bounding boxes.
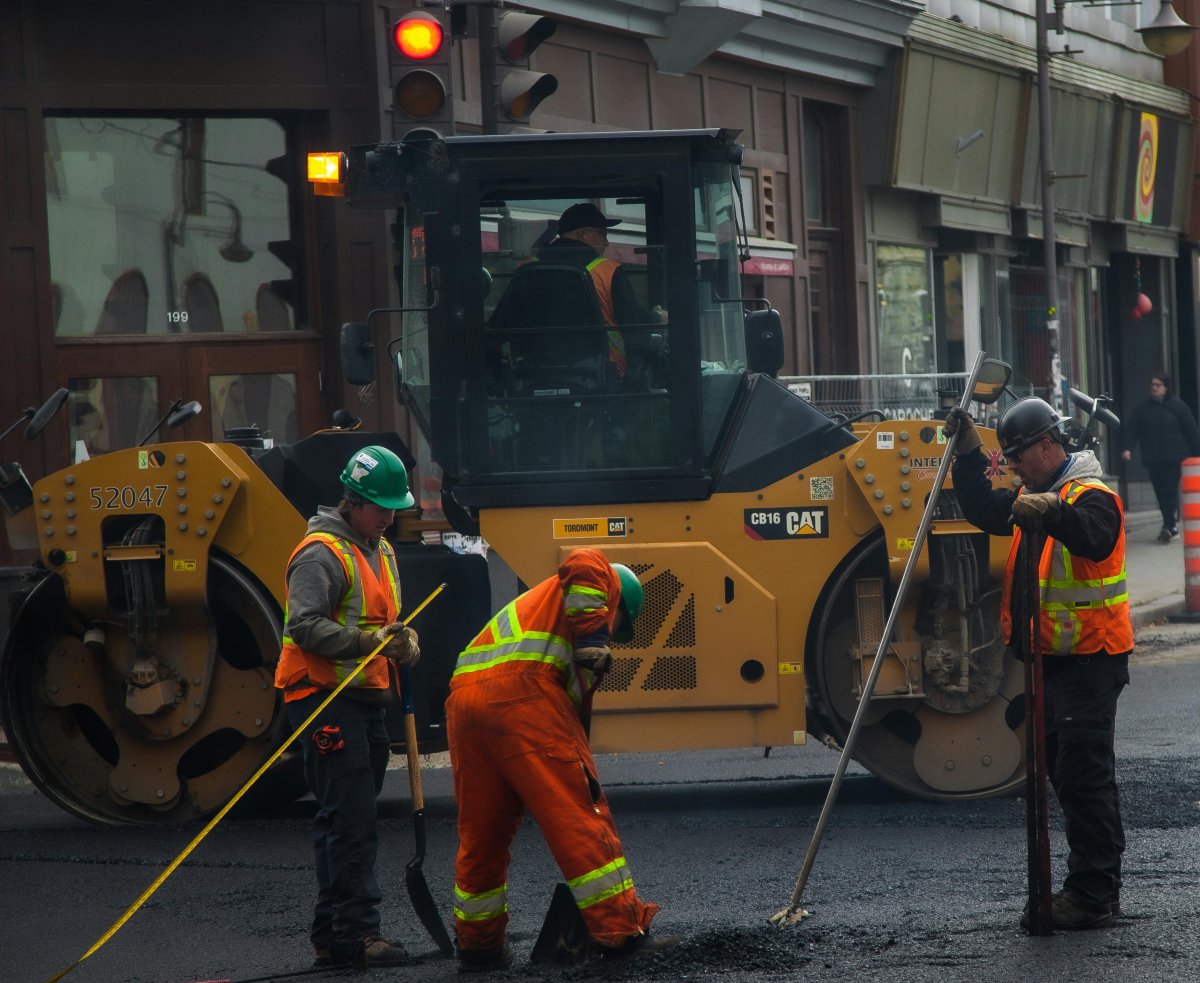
[533,202,666,390]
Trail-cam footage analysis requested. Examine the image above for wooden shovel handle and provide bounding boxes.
[404,710,424,811]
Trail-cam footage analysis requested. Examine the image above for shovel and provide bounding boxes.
[400,664,455,956]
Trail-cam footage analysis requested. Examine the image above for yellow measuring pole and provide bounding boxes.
[46,582,448,983]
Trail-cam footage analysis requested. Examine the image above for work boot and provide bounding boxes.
[1051,891,1114,930]
[329,934,410,967]
[312,946,333,968]
[457,943,514,973]
[600,931,682,960]
[1157,527,1172,544]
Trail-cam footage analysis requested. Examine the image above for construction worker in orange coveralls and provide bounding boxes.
[447,547,670,972]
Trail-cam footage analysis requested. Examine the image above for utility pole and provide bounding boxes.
[1036,1,1064,409]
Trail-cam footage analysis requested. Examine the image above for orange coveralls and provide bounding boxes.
[446,548,658,952]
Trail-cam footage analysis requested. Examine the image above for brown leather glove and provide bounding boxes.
[942,407,982,454]
[575,645,612,674]
[361,623,420,666]
[1011,492,1061,531]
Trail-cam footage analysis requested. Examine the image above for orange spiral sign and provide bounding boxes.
[1135,111,1158,224]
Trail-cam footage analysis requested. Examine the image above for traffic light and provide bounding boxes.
[265,152,307,325]
[267,238,307,326]
[383,7,454,140]
[489,10,557,132]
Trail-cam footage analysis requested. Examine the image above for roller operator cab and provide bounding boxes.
[326,129,1027,802]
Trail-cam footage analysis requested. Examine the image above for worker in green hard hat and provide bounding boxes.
[275,444,419,969]
[446,547,674,973]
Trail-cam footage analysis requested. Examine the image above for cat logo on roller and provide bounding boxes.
[743,506,829,540]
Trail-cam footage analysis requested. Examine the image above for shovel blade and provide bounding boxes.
[530,882,591,966]
[407,861,455,956]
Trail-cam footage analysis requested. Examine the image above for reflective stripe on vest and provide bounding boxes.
[1000,478,1132,657]
[564,582,609,619]
[452,600,585,706]
[453,882,508,923]
[586,257,627,375]
[567,856,635,910]
[1040,537,1129,655]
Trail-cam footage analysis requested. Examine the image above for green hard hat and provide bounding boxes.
[339,445,414,510]
[612,564,643,643]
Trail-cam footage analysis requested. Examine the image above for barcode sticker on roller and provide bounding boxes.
[809,476,834,501]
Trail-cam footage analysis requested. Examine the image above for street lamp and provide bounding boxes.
[1139,1,1198,57]
[1035,1,1197,407]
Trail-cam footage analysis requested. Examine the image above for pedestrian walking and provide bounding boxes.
[944,398,1132,931]
[1120,372,1200,542]
[274,445,422,968]
[446,547,672,972]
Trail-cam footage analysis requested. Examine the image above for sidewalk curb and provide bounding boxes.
[1132,597,1185,629]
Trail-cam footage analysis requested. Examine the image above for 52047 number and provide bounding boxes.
[88,485,169,510]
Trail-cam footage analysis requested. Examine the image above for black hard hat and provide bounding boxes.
[997,398,1067,457]
[557,203,620,235]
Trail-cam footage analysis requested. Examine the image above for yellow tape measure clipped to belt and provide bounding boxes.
[45,582,448,983]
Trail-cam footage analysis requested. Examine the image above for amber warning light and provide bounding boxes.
[394,15,443,59]
[307,152,345,197]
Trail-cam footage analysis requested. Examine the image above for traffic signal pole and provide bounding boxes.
[478,4,500,135]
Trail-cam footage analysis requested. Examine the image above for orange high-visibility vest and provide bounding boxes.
[585,257,627,376]
[274,532,401,701]
[1000,479,1133,656]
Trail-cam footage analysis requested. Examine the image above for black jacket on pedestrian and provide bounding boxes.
[1122,394,1200,465]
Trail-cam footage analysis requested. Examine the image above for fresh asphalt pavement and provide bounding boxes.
[2,511,1200,983]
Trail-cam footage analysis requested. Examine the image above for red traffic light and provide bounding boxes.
[393,13,444,60]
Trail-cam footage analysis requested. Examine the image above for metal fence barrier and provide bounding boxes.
[778,373,989,423]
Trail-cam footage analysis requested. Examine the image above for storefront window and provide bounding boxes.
[208,372,299,444]
[45,117,297,336]
[875,244,934,375]
[933,254,966,374]
[1009,266,1076,399]
[69,376,158,458]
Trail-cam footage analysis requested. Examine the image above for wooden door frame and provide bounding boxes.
[189,337,323,442]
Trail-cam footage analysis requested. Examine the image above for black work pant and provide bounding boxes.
[1043,652,1129,911]
[1145,461,1182,531]
[287,692,391,954]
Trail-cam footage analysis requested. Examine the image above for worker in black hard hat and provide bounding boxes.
[943,398,1132,932]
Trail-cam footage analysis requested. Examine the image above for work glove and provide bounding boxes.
[941,407,982,454]
[361,623,420,666]
[575,645,612,675]
[1010,492,1061,531]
